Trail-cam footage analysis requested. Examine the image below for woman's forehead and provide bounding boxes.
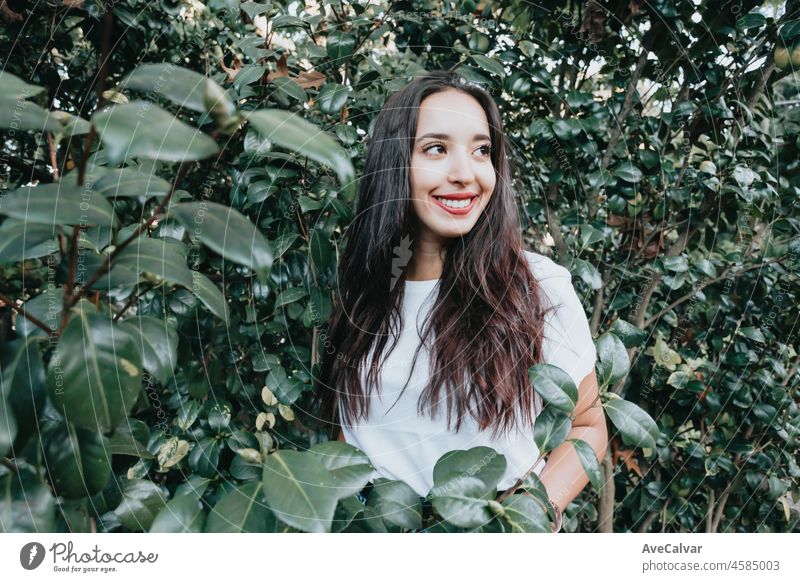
[415,91,490,137]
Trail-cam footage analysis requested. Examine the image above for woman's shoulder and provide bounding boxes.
[521,249,572,283]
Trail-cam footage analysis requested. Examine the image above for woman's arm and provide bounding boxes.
[538,369,608,516]
[337,428,346,442]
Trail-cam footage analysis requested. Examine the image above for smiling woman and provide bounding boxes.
[314,70,607,531]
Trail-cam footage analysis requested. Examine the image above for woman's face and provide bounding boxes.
[409,89,496,243]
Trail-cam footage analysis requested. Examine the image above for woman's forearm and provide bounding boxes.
[538,423,608,513]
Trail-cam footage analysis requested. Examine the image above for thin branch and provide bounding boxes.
[0,293,53,335]
[71,162,190,308]
[643,256,785,328]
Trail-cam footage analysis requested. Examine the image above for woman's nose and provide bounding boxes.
[447,145,475,185]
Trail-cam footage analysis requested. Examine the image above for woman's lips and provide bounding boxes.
[430,195,479,215]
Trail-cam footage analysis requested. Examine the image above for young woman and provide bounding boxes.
[315,70,608,532]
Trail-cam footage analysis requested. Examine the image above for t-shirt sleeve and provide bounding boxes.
[525,251,597,388]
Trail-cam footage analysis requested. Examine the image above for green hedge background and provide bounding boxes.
[0,0,798,533]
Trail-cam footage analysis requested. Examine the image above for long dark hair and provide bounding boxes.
[314,70,554,440]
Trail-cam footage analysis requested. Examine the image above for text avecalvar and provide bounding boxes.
[642,544,702,554]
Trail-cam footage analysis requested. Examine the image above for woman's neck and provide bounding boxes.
[406,234,446,281]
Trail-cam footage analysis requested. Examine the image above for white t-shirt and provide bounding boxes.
[340,250,598,497]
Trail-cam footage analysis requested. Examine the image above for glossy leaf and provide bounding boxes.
[603,394,659,450]
[529,363,579,414]
[46,302,142,433]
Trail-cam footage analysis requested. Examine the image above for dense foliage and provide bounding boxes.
[0,0,798,533]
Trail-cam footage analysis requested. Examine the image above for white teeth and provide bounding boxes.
[434,197,473,209]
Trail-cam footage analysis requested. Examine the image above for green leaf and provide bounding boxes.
[603,394,659,449]
[94,168,172,199]
[271,77,308,102]
[205,482,276,532]
[609,319,647,348]
[326,31,356,65]
[471,54,506,78]
[262,449,338,533]
[92,101,219,164]
[118,316,178,386]
[318,83,349,114]
[613,162,643,183]
[0,336,46,451]
[108,419,153,459]
[569,438,603,492]
[274,286,308,309]
[572,258,603,289]
[499,494,549,532]
[171,201,273,280]
[595,332,630,385]
[0,467,56,533]
[42,423,112,499]
[432,446,507,494]
[0,396,17,457]
[0,220,58,263]
[0,71,45,99]
[308,441,374,500]
[46,302,142,433]
[150,494,206,532]
[115,237,194,289]
[188,437,220,478]
[246,110,355,200]
[114,479,168,531]
[121,63,235,115]
[0,182,118,228]
[430,476,494,529]
[529,363,579,413]
[365,478,422,531]
[0,96,60,132]
[189,271,229,323]
[533,406,572,453]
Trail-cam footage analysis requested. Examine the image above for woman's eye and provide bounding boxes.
[423,143,446,155]
[477,144,492,156]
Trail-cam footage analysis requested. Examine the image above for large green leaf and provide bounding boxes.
[113,479,168,531]
[0,182,118,228]
[42,423,112,499]
[205,482,276,533]
[499,494,550,533]
[317,83,348,114]
[246,110,355,199]
[365,478,422,531]
[261,449,338,533]
[432,446,507,494]
[46,302,143,433]
[569,438,603,492]
[533,406,572,453]
[0,396,16,457]
[94,168,172,199]
[0,220,58,263]
[430,475,494,529]
[595,332,630,386]
[170,201,273,280]
[529,363,579,414]
[115,237,195,289]
[186,271,228,323]
[0,71,45,99]
[0,467,56,533]
[603,394,659,450]
[121,63,235,115]
[150,494,206,532]
[118,316,178,386]
[609,319,647,348]
[0,96,60,132]
[0,336,46,451]
[308,441,374,500]
[92,101,219,163]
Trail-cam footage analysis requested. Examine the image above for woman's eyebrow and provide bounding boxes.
[414,132,491,144]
